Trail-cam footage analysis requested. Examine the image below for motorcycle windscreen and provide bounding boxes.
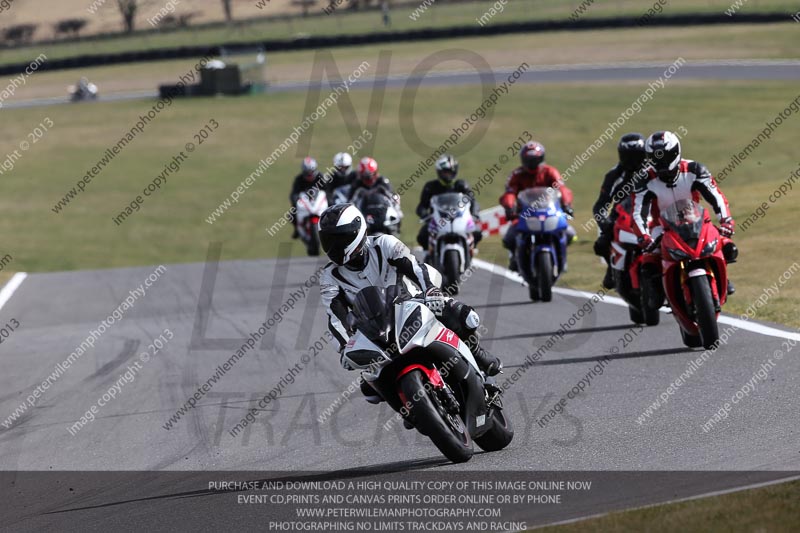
[431,192,468,219]
[662,199,705,245]
[362,192,394,227]
[517,187,559,211]
[352,286,393,345]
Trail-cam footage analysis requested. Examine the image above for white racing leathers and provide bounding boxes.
[320,235,434,355]
[633,159,731,241]
[321,234,500,373]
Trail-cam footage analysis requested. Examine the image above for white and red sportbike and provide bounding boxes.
[294,190,328,256]
[343,285,513,463]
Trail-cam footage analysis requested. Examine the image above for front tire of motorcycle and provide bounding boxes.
[680,327,703,348]
[443,249,460,295]
[307,225,320,256]
[399,370,473,463]
[690,275,719,349]
[474,405,514,452]
[536,251,553,302]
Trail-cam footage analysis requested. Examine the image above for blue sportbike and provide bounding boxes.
[513,187,569,302]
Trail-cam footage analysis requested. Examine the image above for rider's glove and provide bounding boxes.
[563,205,575,218]
[424,287,446,317]
[639,234,656,252]
[500,193,517,220]
[719,217,735,238]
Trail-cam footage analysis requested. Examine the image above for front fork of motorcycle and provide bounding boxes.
[483,376,503,409]
[436,382,460,416]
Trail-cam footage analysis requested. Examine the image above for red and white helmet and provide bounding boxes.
[520,141,545,171]
[358,157,379,186]
[301,157,318,181]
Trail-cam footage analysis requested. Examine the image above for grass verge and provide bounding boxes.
[531,478,800,533]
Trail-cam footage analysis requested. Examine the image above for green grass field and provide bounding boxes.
[2,0,798,67]
[1,73,798,325]
[532,478,800,533]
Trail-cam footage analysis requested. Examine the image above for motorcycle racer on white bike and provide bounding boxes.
[318,204,503,402]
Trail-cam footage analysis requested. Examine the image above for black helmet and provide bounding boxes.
[645,131,682,184]
[435,154,459,185]
[520,141,545,171]
[617,133,646,172]
[319,204,368,269]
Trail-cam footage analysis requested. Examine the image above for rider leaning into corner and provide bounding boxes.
[289,157,325,238]
[591,133,649,289]
[347,157,394,202]
[633,131,738,295]
[317,204,503,403]
[499,140,577,271]
[415,154,483,256]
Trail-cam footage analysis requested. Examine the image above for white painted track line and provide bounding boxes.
[0,272,27,312]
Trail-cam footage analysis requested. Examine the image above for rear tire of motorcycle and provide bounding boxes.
[399,370,473,464]
[474,406,514,452]
[628,305,645,325]
[690,276,719,349]
[307,225,320,256]
[443,249,460,296]
[642,300,661,326]
[536,251,553,302]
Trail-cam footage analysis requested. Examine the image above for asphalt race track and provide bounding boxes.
[4,60,800,110]
[1,253,798,531]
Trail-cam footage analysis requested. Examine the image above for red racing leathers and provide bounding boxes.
[499,164,574,213]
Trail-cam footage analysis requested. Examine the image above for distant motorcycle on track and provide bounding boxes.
[426,192,477,295]
[353,188,403,236]
[295,190,328,256]
[609,199,662,325]
[68,77,98,102]
[513,187,569,302]
[331,184,352,205]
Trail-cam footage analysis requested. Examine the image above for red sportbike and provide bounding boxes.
[659,199,728,349]
[609,199,662,326]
